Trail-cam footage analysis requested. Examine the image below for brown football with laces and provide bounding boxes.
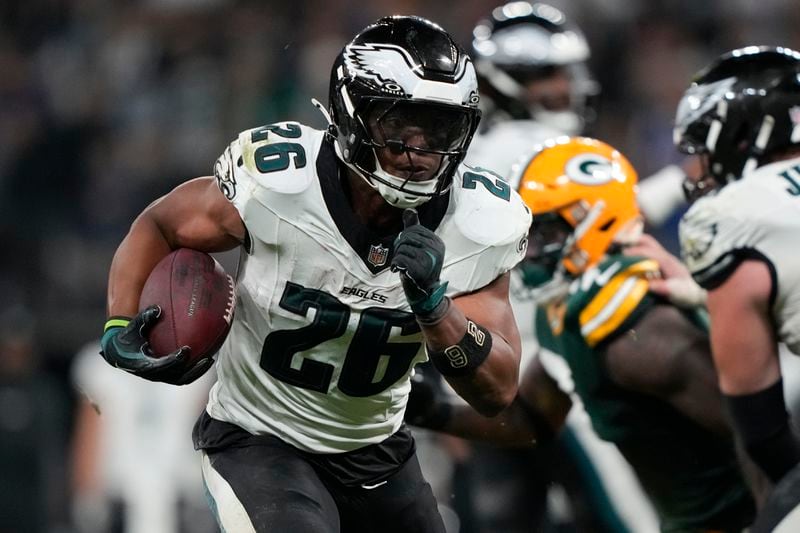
[139,248,235,362]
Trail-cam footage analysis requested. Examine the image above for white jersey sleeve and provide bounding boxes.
[637,164,686,225]
[213,121,320,246]
[679,156,800,354]
[439,164,532,294]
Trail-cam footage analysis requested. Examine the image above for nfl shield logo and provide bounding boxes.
[368,244,389,267]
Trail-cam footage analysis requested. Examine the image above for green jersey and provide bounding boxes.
[536,254,754,532]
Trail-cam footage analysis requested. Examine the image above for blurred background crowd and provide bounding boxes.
[1,0,799,532]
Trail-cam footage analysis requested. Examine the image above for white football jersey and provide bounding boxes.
[207,122,531,453]
[465,120,563,188]
[680,155,800,354]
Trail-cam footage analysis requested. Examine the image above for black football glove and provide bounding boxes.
[405,362,452,430]
[100,305,210,385]
[391,209,449,318]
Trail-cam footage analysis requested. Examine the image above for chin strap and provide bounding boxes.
[311,98,338,139]
[562,200,605,271]
[613,216,645,247]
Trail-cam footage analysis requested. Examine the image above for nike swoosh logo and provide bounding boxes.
[595,262,621,286]
[361,480,388,490]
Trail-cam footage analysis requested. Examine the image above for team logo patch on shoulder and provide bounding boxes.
[368,244,389,267]
[214,146,237,200]
[682,222,718,262]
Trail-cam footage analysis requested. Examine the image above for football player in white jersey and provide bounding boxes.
[671,46,800,528]
[466,1,685,221]
[675,45,800,484]
[98,15,531,533]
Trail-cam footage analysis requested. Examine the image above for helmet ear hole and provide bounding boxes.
[598,218,615,232]
[327,15,481,208]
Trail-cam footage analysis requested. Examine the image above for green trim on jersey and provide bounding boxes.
[536,253,755,532]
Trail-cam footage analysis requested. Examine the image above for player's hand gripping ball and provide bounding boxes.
[101,249,235,385]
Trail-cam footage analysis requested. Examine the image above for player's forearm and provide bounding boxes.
[420,302,519,416]
[107,212,173,317]
[429,391,564,446]
[668,375,732,436]
[446,348,518,416]
[726,379,800,483]
[438,401,539,446]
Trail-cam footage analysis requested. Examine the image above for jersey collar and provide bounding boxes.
[317,139,450,275]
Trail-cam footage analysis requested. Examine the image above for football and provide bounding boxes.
[139,248,235,362]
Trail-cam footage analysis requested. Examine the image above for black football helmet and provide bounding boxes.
[328,16,481,208]
[471,2,598,134]
[674,46,800,201]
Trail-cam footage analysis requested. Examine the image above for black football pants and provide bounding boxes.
[200,438,446,533]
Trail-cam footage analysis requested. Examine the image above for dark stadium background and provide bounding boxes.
[0,0,798,531]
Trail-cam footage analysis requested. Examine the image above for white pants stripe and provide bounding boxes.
[201,451,257,533]
[774,505,800,533]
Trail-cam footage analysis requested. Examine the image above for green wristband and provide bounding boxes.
[104,317,131,332]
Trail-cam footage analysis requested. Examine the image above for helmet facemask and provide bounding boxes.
[477,61,596,134]
[673,76,741,201]
[679,153,719,203]
[353,99,477,208]
[522,212,572,285]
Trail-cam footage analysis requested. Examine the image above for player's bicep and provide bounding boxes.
[518,356,572,432]
[605,304,702,393]
[707,259,780,395]
[605,303,730,433]
[146,176,245,252]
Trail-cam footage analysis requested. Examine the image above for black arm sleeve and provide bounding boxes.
[725,379,800,483]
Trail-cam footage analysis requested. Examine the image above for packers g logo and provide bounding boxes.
[565,154,616,186]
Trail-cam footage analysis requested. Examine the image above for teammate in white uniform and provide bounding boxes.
[465,1,598,183]
[98,16,530,533]
[70,341,215,533]
[671,46,800,530]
